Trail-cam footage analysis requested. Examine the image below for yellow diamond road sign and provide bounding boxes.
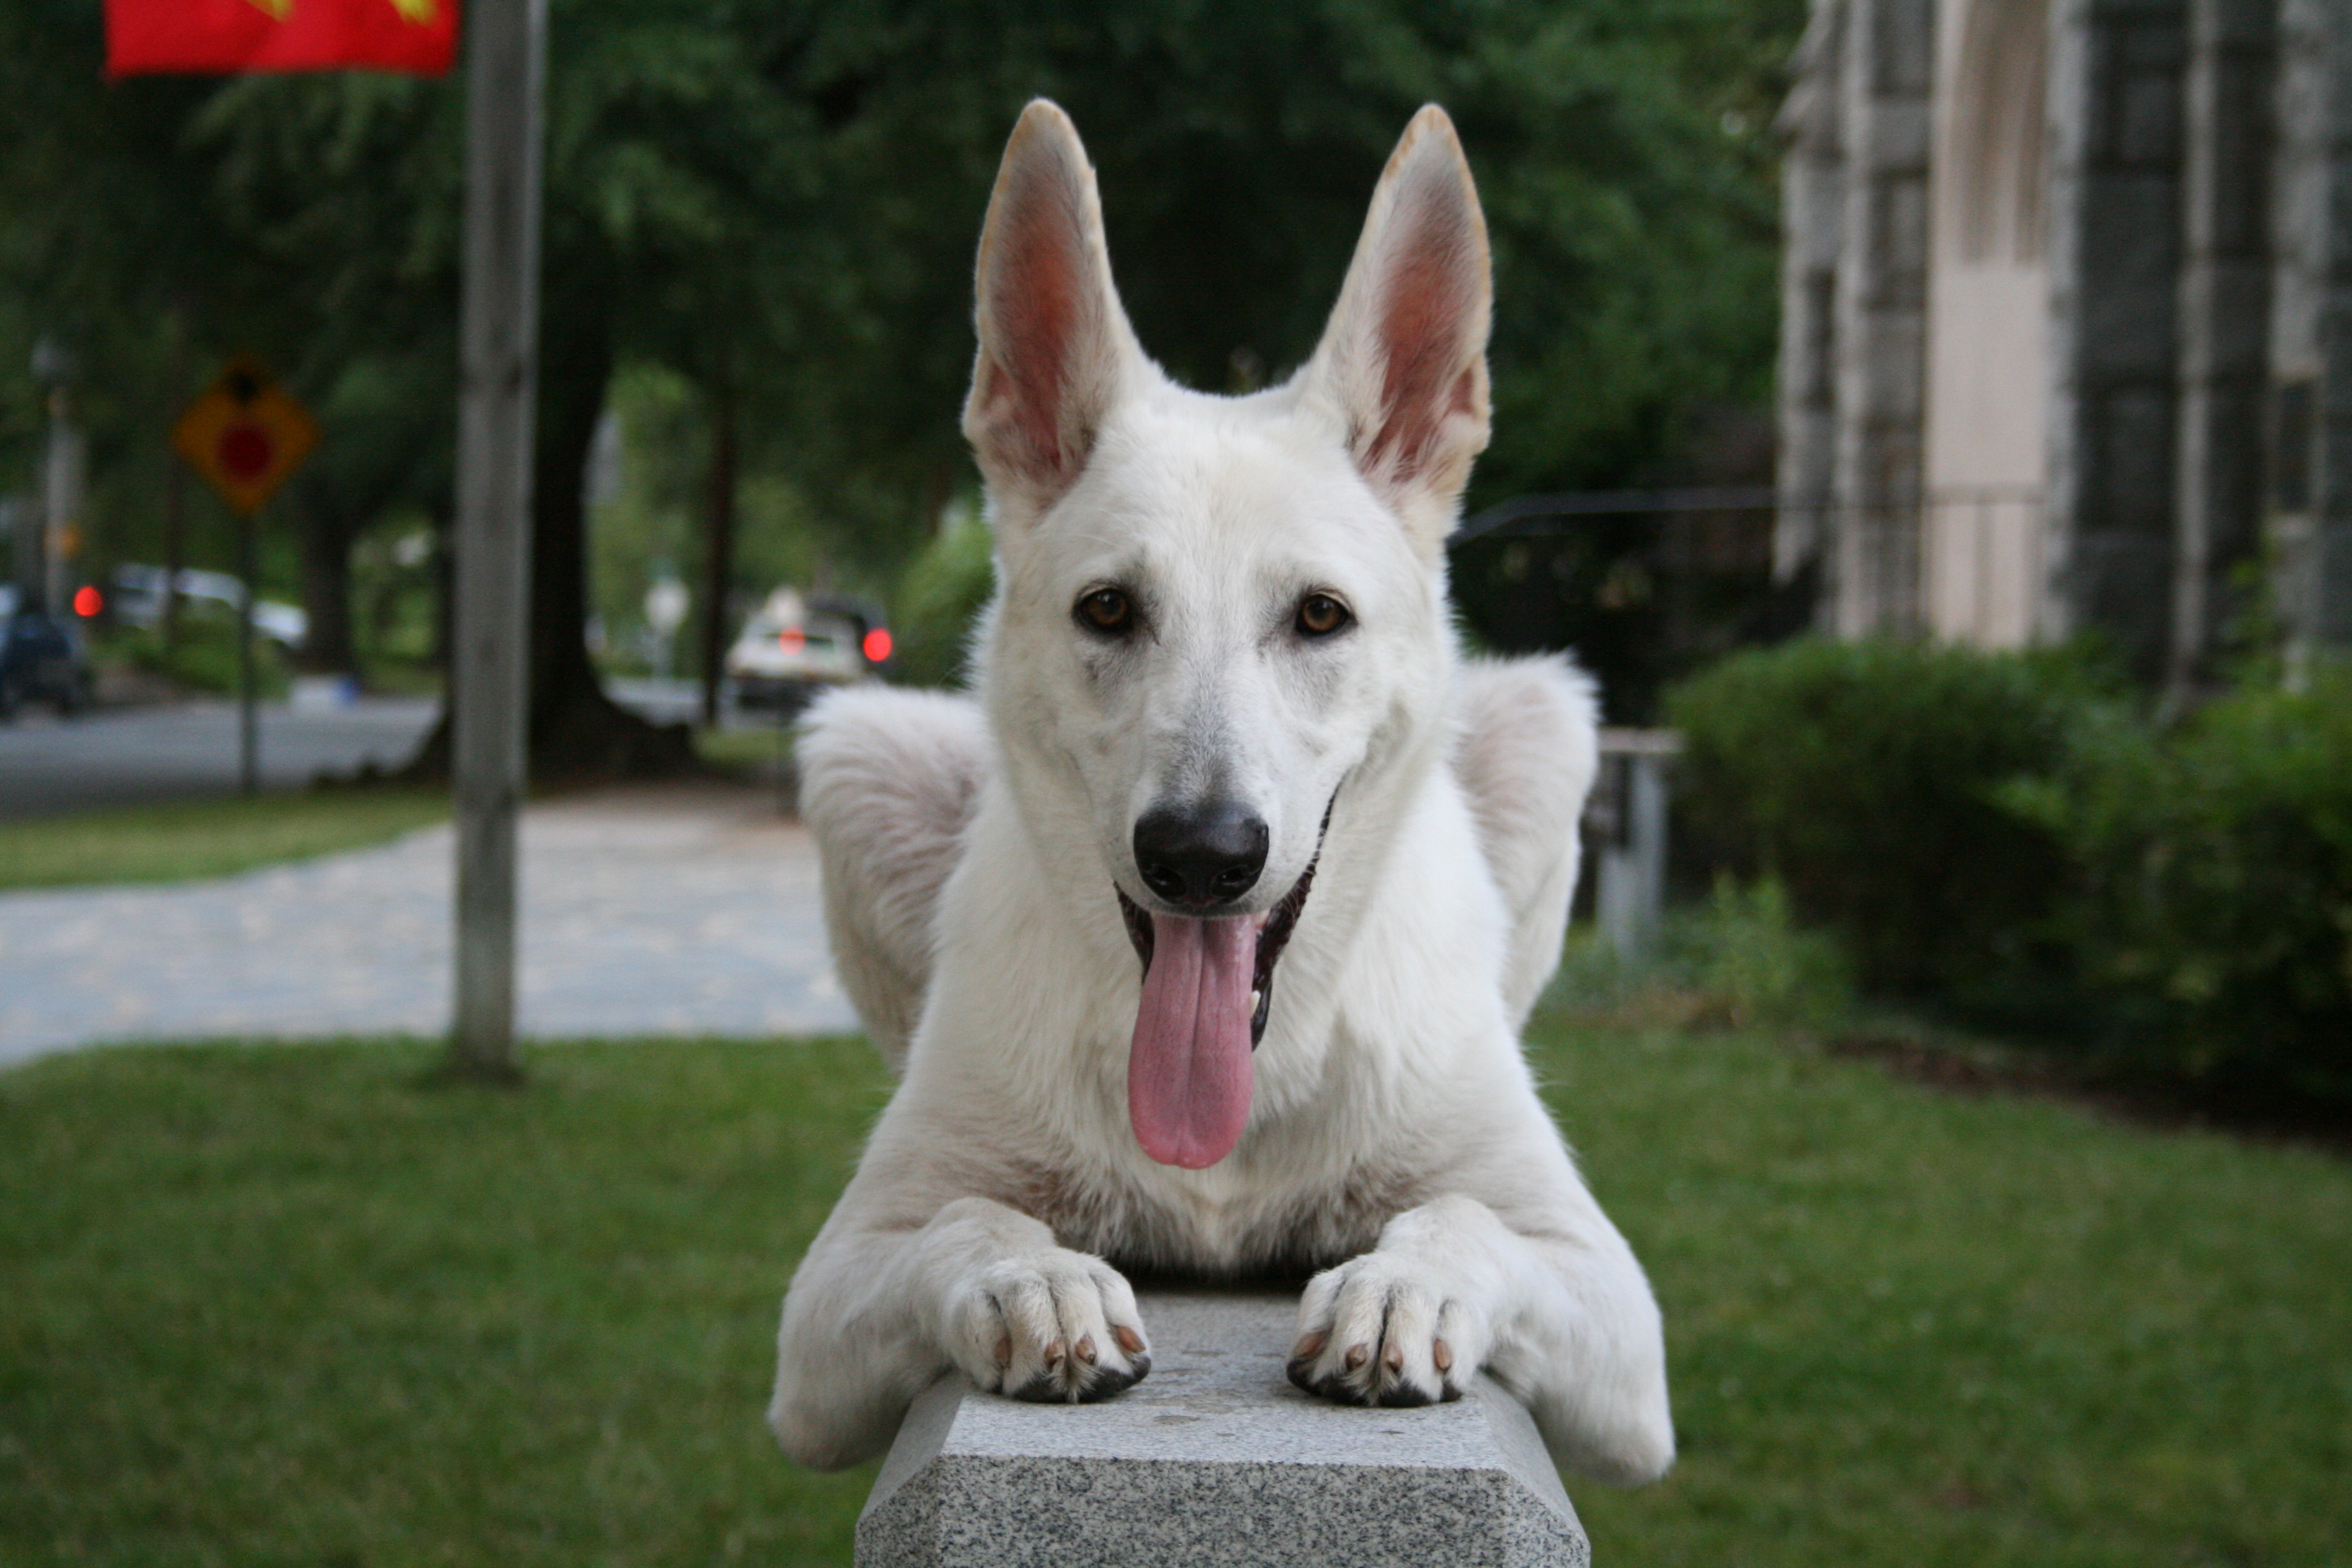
[172,356,319,517]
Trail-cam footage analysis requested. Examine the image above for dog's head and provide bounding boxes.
[965,101,1492,1169]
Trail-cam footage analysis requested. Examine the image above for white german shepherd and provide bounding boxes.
[770,100,1674,1485]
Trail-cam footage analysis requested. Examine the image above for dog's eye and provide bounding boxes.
[1295,593,1352,638]
[1076,588,1134,635]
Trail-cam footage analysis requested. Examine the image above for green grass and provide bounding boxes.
[2,1026,2346,1566]
[0,789,449,892]
[0,1037,889,1567]
[693,725,796,774]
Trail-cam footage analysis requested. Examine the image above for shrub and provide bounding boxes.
[2008,668,2352,1099]
[889,514,993,689]
[1665,638,2098,996]
[99,617,290,698]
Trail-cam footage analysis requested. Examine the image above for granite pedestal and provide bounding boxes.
[855,1288,1590,1567]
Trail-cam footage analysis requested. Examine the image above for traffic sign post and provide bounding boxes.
[172,356,320,795]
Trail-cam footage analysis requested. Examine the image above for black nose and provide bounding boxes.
[1133,802,1269,908]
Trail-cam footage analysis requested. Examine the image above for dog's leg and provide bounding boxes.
[1285,1191,1673,1485]
[798,686,988,1070]
[770,1194,1153,1470]
[1450,655,1599,1031]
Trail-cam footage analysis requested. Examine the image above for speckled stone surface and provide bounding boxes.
[855,1288,1590,1567]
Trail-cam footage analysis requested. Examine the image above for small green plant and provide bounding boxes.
[1670,874,1854,1030]
[1544,877,1851,1032]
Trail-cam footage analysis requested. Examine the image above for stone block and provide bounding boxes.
[855,1289,1590,1568]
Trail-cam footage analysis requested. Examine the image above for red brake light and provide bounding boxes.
[73,586,102,618]
[863,627,892,662]
[778,627,805,653]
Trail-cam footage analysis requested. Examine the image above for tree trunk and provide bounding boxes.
[403,282,700,783]
[700,356,737,728]
[293,492,361,675]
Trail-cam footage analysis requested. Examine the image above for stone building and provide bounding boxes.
[1778,0,2352,687]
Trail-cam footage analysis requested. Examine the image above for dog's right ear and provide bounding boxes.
[962,100,1141,526]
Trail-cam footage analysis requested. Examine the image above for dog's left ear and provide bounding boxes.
[1304,105,1492,550]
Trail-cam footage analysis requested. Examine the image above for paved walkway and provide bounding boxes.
[0,788,858,1067]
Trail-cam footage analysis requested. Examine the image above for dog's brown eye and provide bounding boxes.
[1296,593,1351,637]
[1077,588,1133,634]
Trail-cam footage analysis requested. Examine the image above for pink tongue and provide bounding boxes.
[1127,913,1256,1169]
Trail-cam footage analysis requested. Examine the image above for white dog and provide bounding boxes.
[770,100,1674,1486]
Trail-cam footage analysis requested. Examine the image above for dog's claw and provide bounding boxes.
[1382,1343,1405,1374]
[1344,1344,1369,1371]
[1114,1324,1146,1356]
[1074,1334,1097,1366]
[1432,1338,1454,1374]
[1293,1331,1326,1361]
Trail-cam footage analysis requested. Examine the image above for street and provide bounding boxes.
[0,679,736,822]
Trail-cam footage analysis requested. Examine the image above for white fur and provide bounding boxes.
[772,100,1673,1485]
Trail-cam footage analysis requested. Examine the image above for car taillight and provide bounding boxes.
[73,586,102,618]
[863,627,892,662]
[779,627,805,653]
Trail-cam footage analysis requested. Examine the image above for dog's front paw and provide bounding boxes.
[1286,1252,1487,1408]
[942,1249,1152,1403]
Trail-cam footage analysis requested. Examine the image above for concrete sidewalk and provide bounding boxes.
[0,787,858,1067]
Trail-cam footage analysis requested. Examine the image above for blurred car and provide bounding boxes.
[0,590,93,718]
[725,587,891,716]
[109,564,309,650]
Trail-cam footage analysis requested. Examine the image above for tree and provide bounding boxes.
[4,0,1805,760]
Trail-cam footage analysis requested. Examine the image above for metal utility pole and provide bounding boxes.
[444,0,547,1082]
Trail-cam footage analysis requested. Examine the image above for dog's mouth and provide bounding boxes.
[1114,805,1329,1172]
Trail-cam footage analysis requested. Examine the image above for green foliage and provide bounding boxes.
[1677,874,1855,1030]
[1548,874,1854,1031]
[2,0,1805,636]
[1667,637,2096,996]
[889,507,995,689]
[2007,667,2352,1099]
[96,617,290,699]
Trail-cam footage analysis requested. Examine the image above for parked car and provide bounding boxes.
[0,591,93,718]
[724,587,891,716]
[109,564,308,650]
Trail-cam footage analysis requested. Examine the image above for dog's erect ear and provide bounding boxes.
[1305,105,1492,547]
[962,100,1142,524]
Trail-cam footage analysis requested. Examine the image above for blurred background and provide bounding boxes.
[2,1,2349,1564]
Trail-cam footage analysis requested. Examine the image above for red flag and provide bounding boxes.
[105,0,458,79]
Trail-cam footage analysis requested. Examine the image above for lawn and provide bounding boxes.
[0,789,449,892]
[1,1024,2345,1567]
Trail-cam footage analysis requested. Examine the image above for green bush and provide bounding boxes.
[1665,637,2096,996]
[889,514,994,689]
[2007,668,2352,1099]
[99,617,290,698]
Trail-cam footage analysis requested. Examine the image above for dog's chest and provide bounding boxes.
[1002,1151,1432,1275]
